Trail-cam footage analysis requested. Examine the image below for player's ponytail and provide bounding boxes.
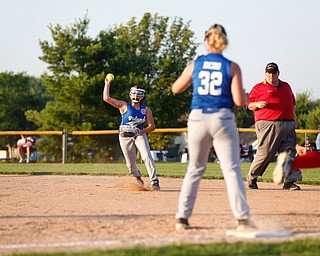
[205,24,228,52]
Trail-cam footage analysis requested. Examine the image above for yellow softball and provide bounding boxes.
[106,73,114,81]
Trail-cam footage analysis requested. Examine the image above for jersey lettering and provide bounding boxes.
[127,116,146,126]
[198,70,223,96]
[202,61,222,70]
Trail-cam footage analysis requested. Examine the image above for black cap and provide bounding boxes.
[265,62,279,73]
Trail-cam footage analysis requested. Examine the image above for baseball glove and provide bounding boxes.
[119,125,140,137]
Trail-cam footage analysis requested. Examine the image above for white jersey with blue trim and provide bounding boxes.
[191,53,234,110]
[121,103,146,130]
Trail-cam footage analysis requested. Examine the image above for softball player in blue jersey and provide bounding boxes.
[103,80,160,191]
[172,24,252,230]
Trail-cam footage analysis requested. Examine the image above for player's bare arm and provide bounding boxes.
[171,62,194,94]
[230,62,248,106]
[140,106,155,135]
[103,79,127,113]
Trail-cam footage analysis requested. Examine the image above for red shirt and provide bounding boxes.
[247,80,295,122]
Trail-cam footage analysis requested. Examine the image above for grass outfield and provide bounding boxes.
[1,162,319,256]
[0,162,319,185]
[14,239,320,256]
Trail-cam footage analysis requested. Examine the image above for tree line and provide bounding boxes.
[1,13,319,162]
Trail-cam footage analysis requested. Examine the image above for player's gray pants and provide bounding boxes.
[119,134,158,183]
[176,108,250,221]
[248,120,302,182]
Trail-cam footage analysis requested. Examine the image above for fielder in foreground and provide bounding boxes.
[103,75,160,191]
[273,151,320,184]
[172,24,253,231]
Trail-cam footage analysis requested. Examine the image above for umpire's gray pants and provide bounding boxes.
[119,134,158,183]
[248,120,302,182]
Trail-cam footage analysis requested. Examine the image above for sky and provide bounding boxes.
[1,0,320,99]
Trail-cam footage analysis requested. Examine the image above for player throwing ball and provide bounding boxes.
[103,77,160,191]
[172,24,252,231]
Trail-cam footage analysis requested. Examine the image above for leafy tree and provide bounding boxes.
[234,106,254,128]
[295,91,320,128]
[295,92,314,128]
[295,91,320,143]
[99,13,198,150]
[0,72,49,147]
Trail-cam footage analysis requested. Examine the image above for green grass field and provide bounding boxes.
[1,161,319,185]
[1,162,320,256]
[14,239,320,256]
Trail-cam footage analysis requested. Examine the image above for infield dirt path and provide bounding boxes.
[0,175,320,255]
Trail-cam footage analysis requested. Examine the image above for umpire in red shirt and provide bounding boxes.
[246,62,302,190]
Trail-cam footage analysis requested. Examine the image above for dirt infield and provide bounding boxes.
[0,175,320,255]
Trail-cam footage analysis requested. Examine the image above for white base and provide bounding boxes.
[226,229,292,238]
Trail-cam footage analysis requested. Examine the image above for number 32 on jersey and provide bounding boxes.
[198,70,223,96]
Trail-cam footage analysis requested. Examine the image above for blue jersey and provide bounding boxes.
[191,53,234,111]
[120,103,146,130]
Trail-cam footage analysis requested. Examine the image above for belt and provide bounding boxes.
[199,107,232,113]
[274,118,294,122]
[202,107,219,113]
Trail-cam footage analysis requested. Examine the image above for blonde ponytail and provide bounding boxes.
[205,24,228,52]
